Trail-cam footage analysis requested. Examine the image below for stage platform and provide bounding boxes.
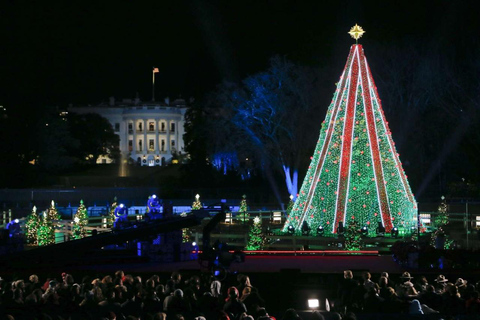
[74,253,403,275]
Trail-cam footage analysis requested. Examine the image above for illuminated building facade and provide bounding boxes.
[69,97,188,166]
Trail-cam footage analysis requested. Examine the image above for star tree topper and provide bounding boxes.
[348,24,365,43]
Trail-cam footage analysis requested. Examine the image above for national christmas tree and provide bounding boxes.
[246,216,265,250]
[191,194,202,210]
[72,200,89,239]
[283,25,417,236]
[25,206,40,245]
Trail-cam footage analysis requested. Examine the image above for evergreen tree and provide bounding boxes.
[25,206,40,245]
[344,219,363,251]
[236,194,250,223]
[72,200,89,239]
[108,197,118,227]
[283,27,417,235]
[246,216,264,250]
[38,200,61,246]
[431,196,453,249]
[434,196,449,227]
[192,194,202,210]
[46,200,61,221]
[37,212,55,246]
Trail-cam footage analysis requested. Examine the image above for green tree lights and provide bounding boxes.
[108,197,117,227]
[25,206,40,245]
[246,216,265,250]
[72,200,88,239]
[236,194,250,223]
[344,219,364,251]
[283,44,417,236]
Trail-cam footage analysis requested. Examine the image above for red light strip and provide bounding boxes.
[335,45,360,232]
[193,250,378,255]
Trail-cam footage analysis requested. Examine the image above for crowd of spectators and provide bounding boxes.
[1,269,480,320]
[336,270,480,319]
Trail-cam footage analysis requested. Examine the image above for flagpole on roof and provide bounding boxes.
[152,67,159,101]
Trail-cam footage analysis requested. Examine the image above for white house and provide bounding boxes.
[69,96,189,166]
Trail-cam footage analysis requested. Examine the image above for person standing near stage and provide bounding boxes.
[336,270,359,313]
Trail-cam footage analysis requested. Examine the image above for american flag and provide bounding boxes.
[153,67,159,73]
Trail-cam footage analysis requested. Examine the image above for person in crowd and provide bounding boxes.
[224,286,247,320]
[363,284,383,313]
[281,308,302,320]
[379,287,405,313]
[409,299,424,314]
[441,283,466,316]
[362,272,375,291]
[418,284,442,312]
[434,275,449,294]
[236,275,252,297]
[396,272,418,301]
[240,286,265,318]
[454,278,468,298]
[336,270,359,313]
[415,276,429,294]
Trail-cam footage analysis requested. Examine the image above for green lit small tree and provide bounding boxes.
[46,200,61,221]
[25,206,40,245]
[434,196,449,227]
[246,216,265,250]
[38,212,55,246]
[344,219,363,251]
[38,200,61,246]
[431,196,454,249]
[72,200,89,239]
[236,194,250,223]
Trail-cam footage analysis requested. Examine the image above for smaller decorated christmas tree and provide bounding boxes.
[246,216,265,250]
[37,211,55,246]
[344,219,363,251]
[108,197,118,227]
[180,212,191,243]
[191,194,202,210]
[236,194,250,223]
[25,206,40,245]
[46,200,61,221]
[431,196,453,249]
[434,196,449,227]
[72,200,89,239]
[38,201,61,246]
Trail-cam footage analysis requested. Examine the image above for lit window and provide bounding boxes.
[420,213,431,225]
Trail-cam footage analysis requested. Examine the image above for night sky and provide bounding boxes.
[0,1,478,111]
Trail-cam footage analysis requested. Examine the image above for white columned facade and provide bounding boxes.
[68,98,189,166]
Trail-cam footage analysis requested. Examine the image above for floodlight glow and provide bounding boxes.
[308,299,319,308]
